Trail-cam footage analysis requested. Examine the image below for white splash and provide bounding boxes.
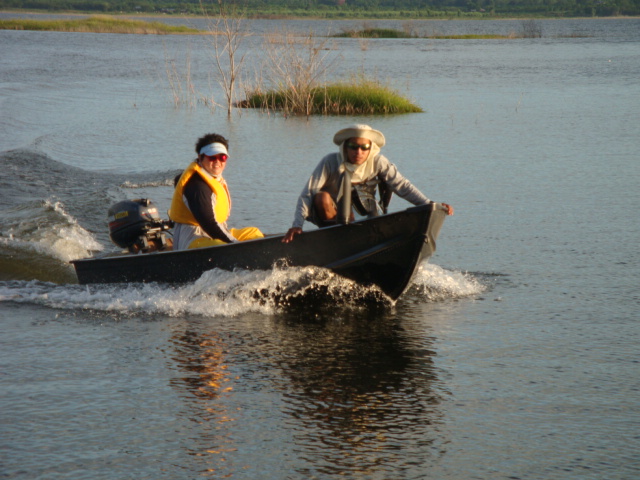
[121,179,174,188]
[0,266,384,317]
[409,263,486,300]
[1,199,103,263]
[1,260,484,317]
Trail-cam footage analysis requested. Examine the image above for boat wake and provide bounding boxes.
[0,150,484,315]
[0,262,485,318]
[0,152,178,284]
[407,263,487,301]
[0,198,102,283]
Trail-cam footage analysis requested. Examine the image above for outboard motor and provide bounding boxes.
[107,198,173,253]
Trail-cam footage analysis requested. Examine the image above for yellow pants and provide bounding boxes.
[188,226,264,249]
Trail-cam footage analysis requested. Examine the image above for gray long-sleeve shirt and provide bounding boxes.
[291,152,430,229]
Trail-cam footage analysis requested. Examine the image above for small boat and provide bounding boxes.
[71,202,447,300]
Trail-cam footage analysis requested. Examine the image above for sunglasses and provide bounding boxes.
[347,142,372,151]
[203,154,228,163]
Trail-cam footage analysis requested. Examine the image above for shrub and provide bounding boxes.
[242,78,423,116]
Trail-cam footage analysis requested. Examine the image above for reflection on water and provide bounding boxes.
[275,312,443,478]
[168,307,445,478]
[170,328,239,477]
[171,329,235,401]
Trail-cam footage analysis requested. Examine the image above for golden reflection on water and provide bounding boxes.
[170,328,239,476]
[166,304,447,477]
[172,330,234,399]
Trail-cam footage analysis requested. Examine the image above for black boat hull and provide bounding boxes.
[71,203,446,300]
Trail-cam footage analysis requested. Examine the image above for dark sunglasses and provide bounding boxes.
[347,142,372,151]
[204,154,228,163]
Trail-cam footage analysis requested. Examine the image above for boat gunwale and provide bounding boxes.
[71,203,437,266]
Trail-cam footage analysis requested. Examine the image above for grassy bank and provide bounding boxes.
[334,28,417,39]
[0,15,199,34]
[335,25,542,39]
[242,79,423,116]
[335,28,515,39]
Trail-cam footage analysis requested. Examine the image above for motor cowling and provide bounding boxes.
[107,198,173,253]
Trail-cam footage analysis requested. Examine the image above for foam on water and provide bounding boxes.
[1,198,104,282]
[120,178,176,189]
[408,263,487,300]
[1,199,102,259]
[0,262,484,317]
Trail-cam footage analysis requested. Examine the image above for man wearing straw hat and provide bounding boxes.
[282,124,453,243]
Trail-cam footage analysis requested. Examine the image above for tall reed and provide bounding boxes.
[252,29,338,117]
[163,45,198,109]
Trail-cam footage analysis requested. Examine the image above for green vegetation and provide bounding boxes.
[335,28,416,39]
[334,23,545,39]
[2,0,639,17]
[0,5,613,117]
[335,28,515,39]
[242,79,423,116]
[429,34,512,38]
[0,19,544,39]
[0,15,199,33]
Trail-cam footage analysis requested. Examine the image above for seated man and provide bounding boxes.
[282,124,453,243]
[170,133,263,250]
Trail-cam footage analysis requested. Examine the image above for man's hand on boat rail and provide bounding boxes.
[441,203,454,216]
[282,227,303,243]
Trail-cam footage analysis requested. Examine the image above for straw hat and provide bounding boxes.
[333,124,386,147]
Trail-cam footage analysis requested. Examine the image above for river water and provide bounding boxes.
[1,15,639,480]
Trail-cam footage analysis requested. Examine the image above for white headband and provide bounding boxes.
[199,142,228,157]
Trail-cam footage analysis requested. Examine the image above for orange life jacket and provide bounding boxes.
[169,162,231,225]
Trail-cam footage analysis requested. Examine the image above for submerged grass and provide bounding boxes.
[430,34,514,39]
[0,15,199,34]
[335,28,416,39]
[242,78,423,115]
[334,25,546,39]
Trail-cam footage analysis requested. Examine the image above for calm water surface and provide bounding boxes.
[1,16,639,479]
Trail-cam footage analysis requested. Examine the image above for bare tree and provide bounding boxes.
[202,1,250,116]
[259,29,339,117]
[163,42,197,109]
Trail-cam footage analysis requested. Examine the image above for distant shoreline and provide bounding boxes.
[2,9,639,21]
[2,11,637,37]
